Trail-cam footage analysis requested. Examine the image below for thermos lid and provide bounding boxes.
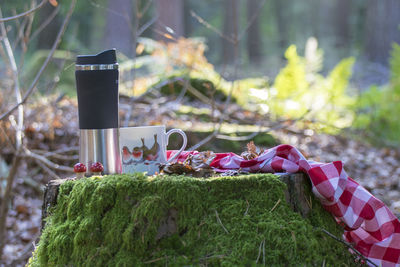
[75,48,119,129]
[76,49,117,65]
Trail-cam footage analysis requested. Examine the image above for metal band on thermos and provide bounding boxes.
[75,63,119,71]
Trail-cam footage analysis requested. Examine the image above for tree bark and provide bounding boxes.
[246,0,263,65]
[103,0,135,57]
[365,0,400,65]
[154,0,185,42]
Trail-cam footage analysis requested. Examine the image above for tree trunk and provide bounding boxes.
[154,0,185,42]
[246,0,263,65]
[273,0,289,54]
[221,0,239,65]
[365,0,400,65]
[36,2,61,49]
[103,0,134,57]
[41,173,312,230]
[334,0,352,49]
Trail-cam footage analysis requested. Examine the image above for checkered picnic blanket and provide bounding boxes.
[168,144,400,266]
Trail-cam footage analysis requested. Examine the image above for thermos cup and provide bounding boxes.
[75,49,122,174]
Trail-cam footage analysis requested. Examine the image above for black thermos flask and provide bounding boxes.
[75,49,122,174]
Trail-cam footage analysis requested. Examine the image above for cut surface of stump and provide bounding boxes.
[32,173,358,266]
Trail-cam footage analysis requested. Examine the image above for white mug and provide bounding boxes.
[119,126,187,175]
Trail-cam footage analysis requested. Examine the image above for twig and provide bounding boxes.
[0,0,77,122]
[190,10,234,43]
[262,236,265,266]
[23,149,74,173]
[188,128,219,151]
[30,4,60,40]
[0,123,16,153]
[0,0,47,23]
[177,79,215,106]
[269,198,281,213]
[0,8,23,149]
[137,0,153,19]
[244,199,250,216]
[317,228,378,267]
[215,209,229,234]
[144,256,167,264]
[237,0,267,41]
[199,254,225,261]
[33,146,79,158]
[22,176,43,195]
[216,129,260,142]
[33,158,61,180]
[136,15,158,37]
[0,148,22,259]
[188,11,240,151]
[256,238,265,264]
[305,195,312,210]
[216,109,312,141]
[14,232,40,264]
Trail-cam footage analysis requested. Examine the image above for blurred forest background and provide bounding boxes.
[1,0,400,265]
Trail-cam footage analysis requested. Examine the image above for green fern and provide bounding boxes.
[353,43,400,144]
[267,43,355,132]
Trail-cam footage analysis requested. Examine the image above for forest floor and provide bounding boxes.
[1,95,399,266]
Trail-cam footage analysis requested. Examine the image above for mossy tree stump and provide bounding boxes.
[30,173,359,266]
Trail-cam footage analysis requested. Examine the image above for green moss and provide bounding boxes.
[29,174,360,266]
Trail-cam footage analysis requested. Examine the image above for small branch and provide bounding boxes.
[0,8,23,149]
[190,10,234,43]
[216,110,312,141]
[0,148,22,259]
[188,128,219,151]
[0,0,47,23]
[317,228,378,267]
[263,236,265,266]
[30,5,60,40]
[0,0,76,122]
[144,256,167,264]
[217,130,260,142]
[269,198,281,213]
[244,199,250,216]
[188,16,240,151]
[237,0,267,41]
[23,149,74,173]
[199,254,225,261]
[136,15,158,38]
[33,146,79,158]
[137,0,153,19]
[33,158,61,180]
[256,238,265,264]
[177,79,214,106]
[215,209,229,234]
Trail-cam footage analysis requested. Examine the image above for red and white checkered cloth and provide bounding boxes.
[168,144,400,266]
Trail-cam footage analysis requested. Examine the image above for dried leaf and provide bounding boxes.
[160,151,216,178]
[241,141,261,160]
[136,43,145,55]
[16,204,29,215]
[49,0,58,7]
[163,33,174,40]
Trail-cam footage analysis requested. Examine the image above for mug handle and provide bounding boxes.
[166,129,187,163]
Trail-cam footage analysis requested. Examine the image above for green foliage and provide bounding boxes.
[250,42,355,133]
[29,174,358,266]
[353,44,400,144]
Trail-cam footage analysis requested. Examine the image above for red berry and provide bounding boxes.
[73,163,86,173]
[90,162,104,173]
